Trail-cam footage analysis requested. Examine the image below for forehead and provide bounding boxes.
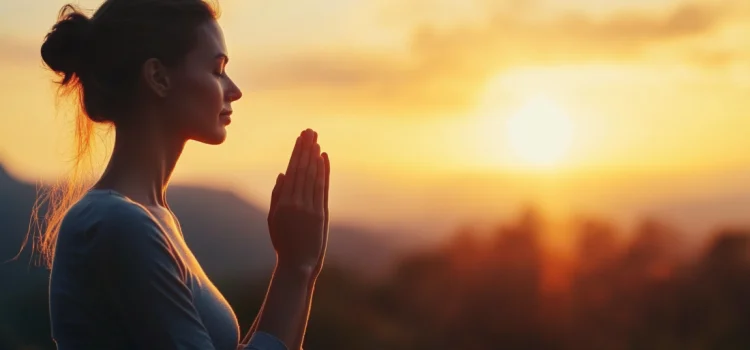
[189,20,227,58]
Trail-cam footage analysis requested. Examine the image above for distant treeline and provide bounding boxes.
[4,208,750,350]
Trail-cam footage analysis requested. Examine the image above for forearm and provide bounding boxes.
[240,303,265,345]
[241,282,310,348]
[252,263,318,350]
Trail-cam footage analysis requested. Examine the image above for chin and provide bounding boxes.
[192,127,227,145]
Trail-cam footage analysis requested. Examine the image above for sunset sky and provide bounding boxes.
[1,0,749,246]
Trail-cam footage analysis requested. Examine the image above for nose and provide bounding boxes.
[225,76,242,102]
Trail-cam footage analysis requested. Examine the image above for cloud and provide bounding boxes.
[244,1,744,117]
[559,3,722,43]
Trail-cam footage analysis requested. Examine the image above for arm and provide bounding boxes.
[240,171,281,347]
[241,130,329,350]
[252,264,317,350]
[240,264,317,350]
[239,268,312,350]
[243,173,329,348]
[240,301,264,345]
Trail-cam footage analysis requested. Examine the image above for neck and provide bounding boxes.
[95,116,185,207]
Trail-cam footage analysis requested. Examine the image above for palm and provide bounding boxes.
[267,132,330,273]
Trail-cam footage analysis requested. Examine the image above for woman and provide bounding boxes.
[38,1,331,349]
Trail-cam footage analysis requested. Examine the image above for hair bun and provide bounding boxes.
[41,6,92,84]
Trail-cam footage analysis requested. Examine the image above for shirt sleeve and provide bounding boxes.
[91,204,218,350]
[244,331,288,350]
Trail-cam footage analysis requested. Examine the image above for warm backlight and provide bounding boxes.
[506,97,573,168]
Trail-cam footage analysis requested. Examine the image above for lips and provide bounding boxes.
[219,111,232,125]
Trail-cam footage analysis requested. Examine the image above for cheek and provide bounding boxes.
[190,74,223,113]
[171,73,223,121]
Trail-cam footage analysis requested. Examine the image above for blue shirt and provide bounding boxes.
[49,189,287,350]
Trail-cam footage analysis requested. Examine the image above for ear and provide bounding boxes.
[142,58,171,98]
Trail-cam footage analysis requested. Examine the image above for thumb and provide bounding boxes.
[269,173,284,218]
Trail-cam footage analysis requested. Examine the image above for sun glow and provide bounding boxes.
[506,97,574,168]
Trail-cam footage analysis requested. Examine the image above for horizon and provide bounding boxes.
[3,157,750,253]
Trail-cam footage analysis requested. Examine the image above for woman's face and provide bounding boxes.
[163,19,242,145]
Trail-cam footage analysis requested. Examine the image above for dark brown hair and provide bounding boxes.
[30,0,218,267]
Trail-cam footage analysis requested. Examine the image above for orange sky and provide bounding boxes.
[1,0,749,245]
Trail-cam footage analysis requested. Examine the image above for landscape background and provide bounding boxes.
[3,0,750,349]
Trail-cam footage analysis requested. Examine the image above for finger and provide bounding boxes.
[280,136,302,200]
[293,130,313,204]
[323,152,330,217]
[316,153,331,271]
[304,143,321,206]
[270,173,284,215]
[268,174,284,233]
[322,151,331,242]
[313,155,325,212]
[284,133,304,176]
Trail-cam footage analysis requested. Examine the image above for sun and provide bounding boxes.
[506,97,574,168]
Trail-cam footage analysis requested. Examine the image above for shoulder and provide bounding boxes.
[61,190,185,276]
[60,190,167,249]
[63,190,156,230]
[96,195,158,231]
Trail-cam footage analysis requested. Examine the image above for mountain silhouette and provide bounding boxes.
[0,162,405,297]
[0,162,410,348]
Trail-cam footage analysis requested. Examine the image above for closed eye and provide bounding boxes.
[214,53,229,77]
